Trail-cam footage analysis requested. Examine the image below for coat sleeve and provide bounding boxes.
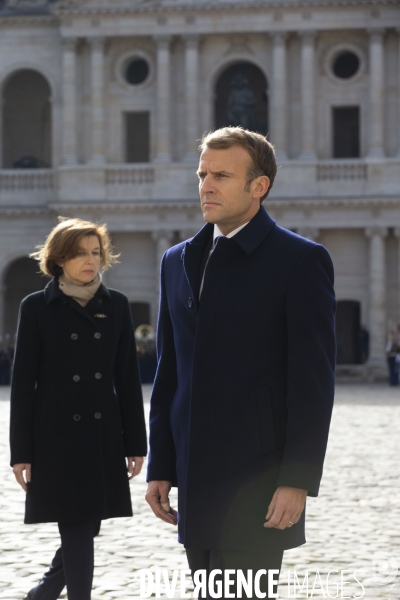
[114,296,147,457]
[276,243,336,497]
[146,252,178,485]
[9,298,41,466]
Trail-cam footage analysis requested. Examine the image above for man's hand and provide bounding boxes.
[12,463,31,493]
[264,486,307,530]
[145,480,178,525]
[127,456,144,480]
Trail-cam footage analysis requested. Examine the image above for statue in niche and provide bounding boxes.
[226,72,256,130]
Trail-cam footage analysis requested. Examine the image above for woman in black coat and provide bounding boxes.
[10,217,147,600]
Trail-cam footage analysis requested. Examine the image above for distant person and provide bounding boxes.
[10,217,147,600]
[386,332,400,386]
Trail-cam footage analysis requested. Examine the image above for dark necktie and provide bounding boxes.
[199,236,220,298]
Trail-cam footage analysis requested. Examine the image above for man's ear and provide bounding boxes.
[252,176,270,200]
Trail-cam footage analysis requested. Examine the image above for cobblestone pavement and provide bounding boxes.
[0,384,399,600]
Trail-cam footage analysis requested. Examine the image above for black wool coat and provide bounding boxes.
[147,207,336,551]
[10,278,147,524]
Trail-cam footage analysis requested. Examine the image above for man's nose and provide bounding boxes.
[200,175,215,194]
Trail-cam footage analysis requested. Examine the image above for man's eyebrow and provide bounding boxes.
[196,169,234,176]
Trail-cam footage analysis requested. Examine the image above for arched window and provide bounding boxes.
[215,62,268,135]
[3,257,46,335]
[2,69,52,168]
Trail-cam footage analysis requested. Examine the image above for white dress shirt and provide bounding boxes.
[199,221,251,297]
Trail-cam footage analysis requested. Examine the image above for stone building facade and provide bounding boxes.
[0,0,399,378]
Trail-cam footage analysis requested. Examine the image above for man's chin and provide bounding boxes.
[201,208,219,224]
[202,214,217,224]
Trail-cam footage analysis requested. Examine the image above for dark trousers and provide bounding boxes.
[29,520,101,600]
[186,548,284,600]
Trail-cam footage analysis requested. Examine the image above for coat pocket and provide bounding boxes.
[255,385,276,455]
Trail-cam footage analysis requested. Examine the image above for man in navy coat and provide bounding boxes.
[146,127,336,598]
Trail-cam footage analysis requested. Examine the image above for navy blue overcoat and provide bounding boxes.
[147,207,336,551]
[10,278,147,524]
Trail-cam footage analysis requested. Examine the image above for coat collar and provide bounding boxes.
[185,205,275,255]
[181,207,275,304]
[44,276,111,306]
[229,206,276,255]
[181,223,213,308]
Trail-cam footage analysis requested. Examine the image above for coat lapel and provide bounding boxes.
[182,223,213,308]
[44,277,111,328]
[230,206,276,255]
[68,298,100,328]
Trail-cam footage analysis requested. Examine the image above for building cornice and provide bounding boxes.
[50,196,400,211]
[51,0,398,18]
[1,195,399,219]
[0,13,56,24]
[0,206,50,218]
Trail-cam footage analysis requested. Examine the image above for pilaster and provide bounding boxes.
[61,37,78,165]
[271,32,288,161]
[154,36,172,163]
[367,29,385,158]
[299,31,316,161]
[365,226,388,372]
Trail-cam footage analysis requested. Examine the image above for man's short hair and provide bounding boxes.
[199,126,277,202]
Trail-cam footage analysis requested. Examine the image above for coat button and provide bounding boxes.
[94,412,102,419]
[71,333,78,340]
[94,332,101,339]
[73,414,81,422]
[188,297,193,308]
[73,375,80,382]
[94,372,102,379]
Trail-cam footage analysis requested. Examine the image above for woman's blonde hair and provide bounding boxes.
[30,217,120,278]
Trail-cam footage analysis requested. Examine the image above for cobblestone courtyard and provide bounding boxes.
[0,384,399,600]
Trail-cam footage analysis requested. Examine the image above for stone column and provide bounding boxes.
[61,37,78,165]
[183,35,200,163]
[154,36,172,162]
[394,228,400,325]
[271,32,288,161]
[297,227,320,241]
[365,227,388,370]
[367,29,385,158]
[152,231,174,293]
[299,31,316,161]
[397,29,400,157]
[89,37,106,165]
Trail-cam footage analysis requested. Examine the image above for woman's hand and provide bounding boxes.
[127,456,144,480]
[12,463,31,492]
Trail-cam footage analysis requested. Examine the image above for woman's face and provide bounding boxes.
[60,235,102,285]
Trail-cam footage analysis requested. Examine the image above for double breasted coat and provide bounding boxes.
[10,278,147,524]
[147,207,336,551]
